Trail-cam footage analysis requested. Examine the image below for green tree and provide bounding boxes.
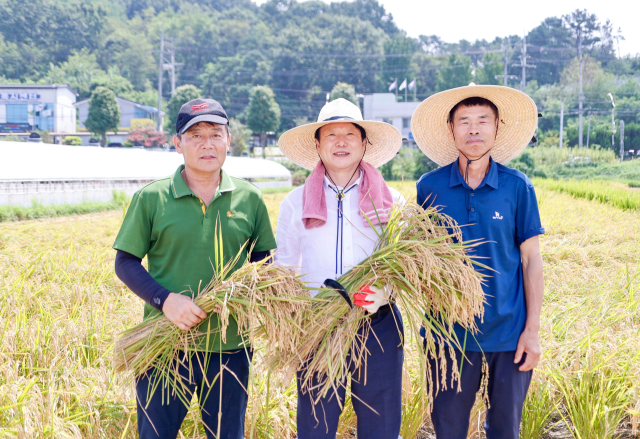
[229,118,252,156]
[411,53,439,98]
[166,84,201,133]
[382,35,417,93]
[475,52,503,85]
[99,22,156,90]
[42,50,103,98]
[527,17,573,85]
[246,85,281,158]
[0,0,106,79]
[330,82,357,105]
[436,54,473,91]
[91,66,135,96]
[85,87,121,147]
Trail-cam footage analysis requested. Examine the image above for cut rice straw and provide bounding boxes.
[114,203,486,410]
[274,202,488,406]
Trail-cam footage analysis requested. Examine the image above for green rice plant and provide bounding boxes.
[245,367,297,439]
[523,146,617,168]
[3,184,640,437]
[550,361,632,439]
[533,178,640,211]
[0,190,130,222]
[399,360,429,439]
[520,375,558,439]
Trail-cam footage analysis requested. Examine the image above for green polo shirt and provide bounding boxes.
[113,165,276,351]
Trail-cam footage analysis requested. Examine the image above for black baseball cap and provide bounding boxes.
[176,99,229,135]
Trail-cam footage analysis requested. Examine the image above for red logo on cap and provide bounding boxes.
[191,103,210,113]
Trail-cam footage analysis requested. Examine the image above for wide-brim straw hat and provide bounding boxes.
[278,98,402,170]
[411,84,538,166]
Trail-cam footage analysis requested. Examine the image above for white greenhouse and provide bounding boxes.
[0,142,292,206]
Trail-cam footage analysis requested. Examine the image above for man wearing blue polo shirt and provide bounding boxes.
[411,85,544,439]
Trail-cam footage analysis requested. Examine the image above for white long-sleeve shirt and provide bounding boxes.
[275,175,404,293]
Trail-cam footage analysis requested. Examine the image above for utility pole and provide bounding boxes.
[608,93,616,153]
[512,35,536,92]
[620,120,625,162]
[495,38,518,86]
[163,39,184,96]
[559,101,564,148]
[157,26,165,132]
[578,30,585,148]
[586,112,591,148]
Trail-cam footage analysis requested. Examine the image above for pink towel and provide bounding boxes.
[302,161,394,229]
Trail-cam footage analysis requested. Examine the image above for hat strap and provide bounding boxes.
[460,149,492,212]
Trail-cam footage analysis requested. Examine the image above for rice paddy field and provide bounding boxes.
[1,179,639,438]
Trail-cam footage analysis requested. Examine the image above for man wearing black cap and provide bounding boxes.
[113,99,276,438]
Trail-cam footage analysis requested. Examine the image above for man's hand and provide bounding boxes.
[354,285,390,314]
[162,292,208,331]
[514,327,542,371]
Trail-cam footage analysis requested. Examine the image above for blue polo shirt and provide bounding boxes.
[416,158,544,352]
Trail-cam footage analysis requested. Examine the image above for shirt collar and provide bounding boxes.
[449,157,499,190]
[171,164,236,199]
[323,170,362,192]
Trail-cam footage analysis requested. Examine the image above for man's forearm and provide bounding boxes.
[250,250,272,264]
[522,250,544,331]
[114,250,171,311]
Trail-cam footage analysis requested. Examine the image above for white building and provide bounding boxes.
[75,96,164,131]
[362,93,421,144]
[0,84,77,134]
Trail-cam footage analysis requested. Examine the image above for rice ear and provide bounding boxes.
[113,202,485,409]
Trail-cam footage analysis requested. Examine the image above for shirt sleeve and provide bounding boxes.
[274,196,302,270]
[113,191,152,259]
[516,180,545,246]
[250,192,277,253]
[114,250,170,310]
[416,178,428,207]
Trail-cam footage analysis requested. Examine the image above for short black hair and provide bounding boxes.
[314,123,366,142]
[448,97,499,123]
[176,121,229,139]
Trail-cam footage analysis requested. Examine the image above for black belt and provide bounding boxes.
[367,303,393,320]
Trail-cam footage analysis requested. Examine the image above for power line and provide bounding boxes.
[511,35,536,91]
[495,38,518,86]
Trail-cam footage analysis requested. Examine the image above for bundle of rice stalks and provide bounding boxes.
[113,226,314,381]
[278,202,487,402]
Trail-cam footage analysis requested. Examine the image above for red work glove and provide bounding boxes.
[353,285,390,314]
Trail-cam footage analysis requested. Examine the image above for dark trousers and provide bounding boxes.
[136,350,252,439]
[428,349,532,439]
[296,304,404,439]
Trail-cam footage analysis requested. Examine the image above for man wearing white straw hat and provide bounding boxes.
[276,98,405,439]
[412,85,545,439]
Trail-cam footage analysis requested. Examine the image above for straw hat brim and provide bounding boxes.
[411,85,538,166]
[278,119,402,171]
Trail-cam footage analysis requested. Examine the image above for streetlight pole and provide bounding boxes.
[607,93,616,159]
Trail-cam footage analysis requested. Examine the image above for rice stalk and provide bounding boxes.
[113,219,318,387]
[274,202,487,405]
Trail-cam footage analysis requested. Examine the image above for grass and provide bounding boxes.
[0,191,130,223]
[533,179,640,211]
[511,146,640,184]
[1,181,639,438]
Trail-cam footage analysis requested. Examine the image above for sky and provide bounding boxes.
[254,0,639,57]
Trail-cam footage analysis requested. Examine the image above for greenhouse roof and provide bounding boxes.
[0,142,291,182]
